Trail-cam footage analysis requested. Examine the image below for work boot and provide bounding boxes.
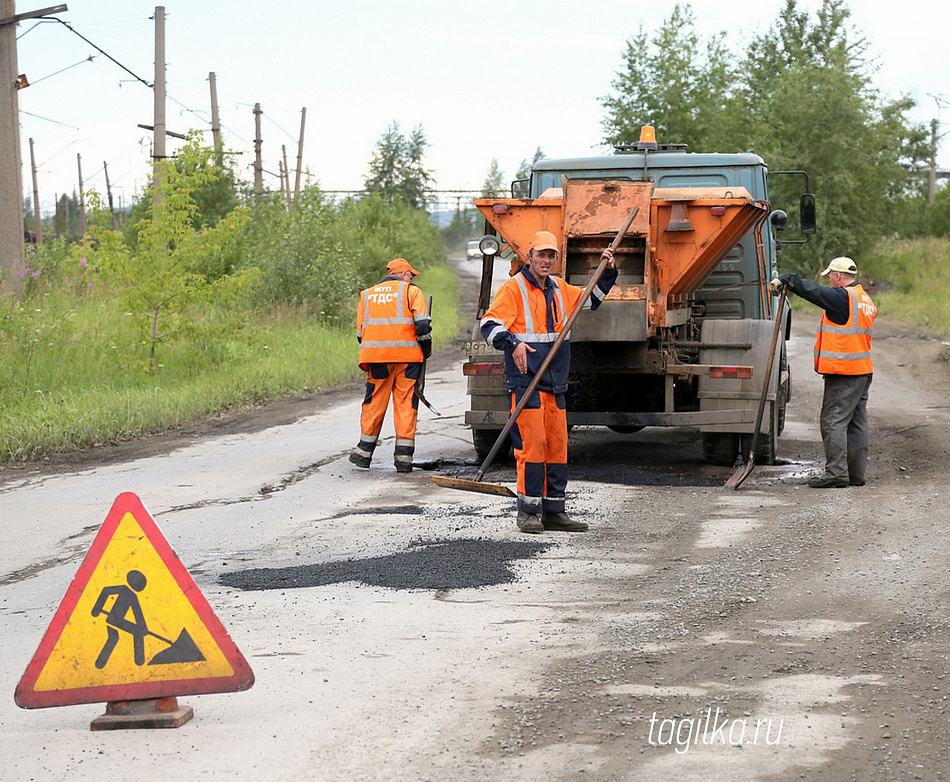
[849,476,866,487]
[541,511,588,532]
[395,463,412,474]
[806,475,848,489]
[517,510,543,534]
[349,451,371,469]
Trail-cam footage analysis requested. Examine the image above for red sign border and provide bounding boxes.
[15,492,255,708]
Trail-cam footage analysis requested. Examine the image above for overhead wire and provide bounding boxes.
[23,12,277,191]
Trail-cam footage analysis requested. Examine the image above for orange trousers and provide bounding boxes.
[354,363,420,468]
[509,389,568,515]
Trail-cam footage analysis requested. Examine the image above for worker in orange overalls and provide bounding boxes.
[350,258,431,473]
[772,256,878,488]
[480,231,617,533]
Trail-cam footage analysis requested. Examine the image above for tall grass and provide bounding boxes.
[0,259,459,462]
[862,238,950,338]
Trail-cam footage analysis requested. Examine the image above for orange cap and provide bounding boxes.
[528,231,559,253]
[387,258,421,276]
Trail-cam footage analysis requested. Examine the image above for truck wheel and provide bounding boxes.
[702,433,740,466]
[776,382,788,437]
[607,425,645,434]
[753,400,780,466]
[472,428,511,464]
[777,346,789,436]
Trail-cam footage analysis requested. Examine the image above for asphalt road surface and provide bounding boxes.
[2,266,949,781]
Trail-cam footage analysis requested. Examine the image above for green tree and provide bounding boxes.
[53,193,81,238]
[927,184,950,237]
[442,205,479,250]
[124,138,243,249]
[515,148,545,181]
[599,0,928,271]
[742,0,927,269]
[364,122,435,210]
[102,139,254,373]
[481,158,506,197]
[601,3,740,151]
[243,188,351,314]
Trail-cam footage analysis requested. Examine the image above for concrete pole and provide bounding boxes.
[282,144,291,208]
[104,161,116,231]
[253,102,263,197]
[293,107,306,208]
[152,6,166,200]
[29,138,43,247]
[77,153,86,237]
[0,0,26,290]
[928,118,937,204]
[209,71,222,166]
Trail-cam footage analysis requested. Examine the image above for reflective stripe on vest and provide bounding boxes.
[814,284,876,375]
[510,273,569,343]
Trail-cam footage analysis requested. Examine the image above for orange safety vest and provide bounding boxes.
[357,278,428,368]
[481,271,594,393]
[813,283,877,375]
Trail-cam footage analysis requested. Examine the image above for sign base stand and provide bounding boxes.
[90,696,194,730]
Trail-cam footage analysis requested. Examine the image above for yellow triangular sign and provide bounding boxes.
[16,492,254,708]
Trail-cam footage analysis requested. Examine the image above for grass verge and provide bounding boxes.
[0,260,460,462]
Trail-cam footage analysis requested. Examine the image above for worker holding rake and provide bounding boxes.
[480,231,617,533]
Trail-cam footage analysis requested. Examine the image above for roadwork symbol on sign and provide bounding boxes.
[15,492,254,709]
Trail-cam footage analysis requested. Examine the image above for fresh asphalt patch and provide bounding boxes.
[219,537,552,592]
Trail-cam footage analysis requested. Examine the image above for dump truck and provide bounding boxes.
[463,127,816,466]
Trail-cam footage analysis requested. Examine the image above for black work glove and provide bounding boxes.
[418,335,432,359]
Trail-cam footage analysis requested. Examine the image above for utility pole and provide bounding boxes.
[929,118,938,204]
[152,5,166,200]
[281,144,291,209]
[77,153,86,237]
[29,137,42,247]
[253,102,263,197]
[0,3,65,290]
[103,161,116,231]
[293,107,306,208]
[0,0,23,289]
[209,71,222,166]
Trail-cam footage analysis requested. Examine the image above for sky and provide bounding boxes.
[13,0,950,218]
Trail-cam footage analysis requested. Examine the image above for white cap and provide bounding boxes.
[821,257,858,276]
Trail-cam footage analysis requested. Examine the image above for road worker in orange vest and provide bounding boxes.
[771,257,878,488]
[350,258,431,473]
[480,230,618,533]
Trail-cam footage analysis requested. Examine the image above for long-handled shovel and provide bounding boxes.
[724,285,787,489]
[432,204,640,496]
[415,296,441,416]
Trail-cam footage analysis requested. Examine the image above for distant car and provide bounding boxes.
[466,239,482,260]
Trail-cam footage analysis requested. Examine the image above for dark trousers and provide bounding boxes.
[819,373,872,481]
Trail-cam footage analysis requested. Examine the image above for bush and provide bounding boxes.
[242,188,445,322]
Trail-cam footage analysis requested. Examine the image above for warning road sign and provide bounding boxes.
[15,492,254,708]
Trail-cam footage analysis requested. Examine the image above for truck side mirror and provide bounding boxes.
[770,210,788,231]
[800,194,816,235]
